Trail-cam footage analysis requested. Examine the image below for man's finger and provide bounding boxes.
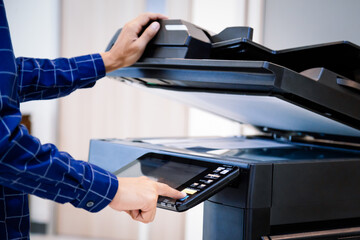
[156,182,187,199]
[129,209,141,220]
[137,21,160,46]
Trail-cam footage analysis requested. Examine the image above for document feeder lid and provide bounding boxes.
[107,19,360,138]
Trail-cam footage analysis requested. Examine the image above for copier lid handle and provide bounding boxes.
[337,78,360,92]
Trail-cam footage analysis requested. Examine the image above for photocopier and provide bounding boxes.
[88,20,360,240]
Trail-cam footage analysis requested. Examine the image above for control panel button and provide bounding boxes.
[179,195,189,202]
[182,188,198,195]
[190,183,199,188]
[160,197,175,205]
[220,169,230,175]
[205,173,221,179]
[198,184,207,189]
[200,179,213,184]
[214,167,225,173]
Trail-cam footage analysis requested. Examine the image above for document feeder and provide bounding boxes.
[89,20,360,240]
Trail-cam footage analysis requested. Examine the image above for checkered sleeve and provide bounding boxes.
[0,53,119,212]
[16,54,105,102]
[0,124,118,212]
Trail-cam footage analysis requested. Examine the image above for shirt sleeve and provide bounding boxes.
[0,53,118,212]
[15,53,106,102]
[0,123,118,212]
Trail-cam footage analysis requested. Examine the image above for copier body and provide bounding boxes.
[89,20,360,239]
[89,136,360,240]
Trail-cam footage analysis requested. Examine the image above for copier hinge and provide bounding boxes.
[261,127,360,149]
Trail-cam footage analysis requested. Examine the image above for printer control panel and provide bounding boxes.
[113,153,239,212]
[158,165,238,212]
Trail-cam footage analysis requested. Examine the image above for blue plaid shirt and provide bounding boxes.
[0,1,118,239]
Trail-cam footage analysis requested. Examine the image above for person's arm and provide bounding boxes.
[16,13,166,102]
[6,13,184,223]
[0,123,184,220]
[0,123,119,213]
[16,54,105,102]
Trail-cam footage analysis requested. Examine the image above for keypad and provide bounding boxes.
[157,164,236,212]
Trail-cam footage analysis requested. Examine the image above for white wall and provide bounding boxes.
[4,0,60,232]
[185,1,251,239]
[263,0,360,49]
[189,0,244,137]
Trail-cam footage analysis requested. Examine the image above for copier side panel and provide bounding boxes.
[271,159,360,226]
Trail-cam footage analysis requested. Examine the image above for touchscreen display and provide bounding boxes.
[115,156,207,189]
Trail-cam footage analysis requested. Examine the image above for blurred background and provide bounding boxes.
[4,0,360,239]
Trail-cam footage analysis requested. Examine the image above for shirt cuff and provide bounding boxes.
[71,162,118,213]
[73,53,106,89]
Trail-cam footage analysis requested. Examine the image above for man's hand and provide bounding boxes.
[108,176,186,223]
[101,13,167,73]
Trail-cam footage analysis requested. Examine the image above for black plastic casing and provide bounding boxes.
[89,138,360,240]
